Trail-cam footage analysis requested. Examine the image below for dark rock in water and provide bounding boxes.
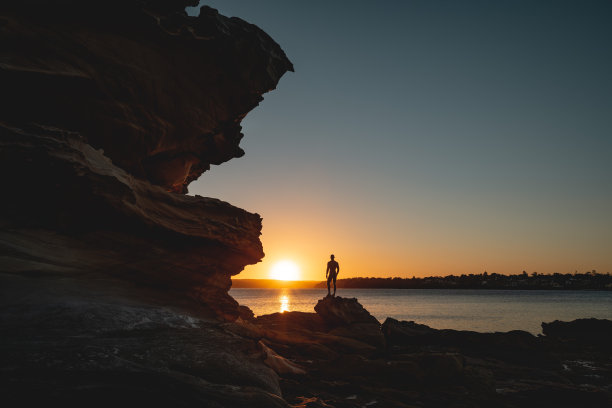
[382,317,539,359]
[0,1,292,406]
[381,317,436,342]
[542,318,612,345]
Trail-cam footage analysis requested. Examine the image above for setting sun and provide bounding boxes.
[269,260,300,281]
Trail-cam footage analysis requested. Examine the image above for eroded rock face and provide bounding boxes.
[0,122,263,320]
[0,0,292,320]
[1,1,292,406]
[0,0,293,193]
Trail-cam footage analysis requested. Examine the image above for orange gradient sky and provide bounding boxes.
[188,1,612,281]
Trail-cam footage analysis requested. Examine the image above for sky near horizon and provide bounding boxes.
[186,1,612,281]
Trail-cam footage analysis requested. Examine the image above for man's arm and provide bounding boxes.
[325,262,329,278]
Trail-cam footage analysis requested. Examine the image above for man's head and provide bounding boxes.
[330,254,335,260]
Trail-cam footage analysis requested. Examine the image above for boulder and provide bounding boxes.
[381,318,436,346]
[314,296,384,348]
[382,318,538,361]
[314,296,380,326]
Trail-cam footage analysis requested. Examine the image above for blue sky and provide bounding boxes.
[187,1,611,279]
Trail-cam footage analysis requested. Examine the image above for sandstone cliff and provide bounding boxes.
[1,1,292,405]
[1,0,293,193]
[4,3,608,407]
[1,0,292,317]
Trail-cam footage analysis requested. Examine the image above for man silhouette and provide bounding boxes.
[326,254,340,296]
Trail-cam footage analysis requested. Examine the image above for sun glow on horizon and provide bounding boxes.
[269,260,301,281]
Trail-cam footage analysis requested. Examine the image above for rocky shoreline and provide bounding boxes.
[3,285,610,407]
[229,296,612,407]
[1,1,610,407]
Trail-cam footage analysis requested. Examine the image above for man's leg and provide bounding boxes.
[333,276,337,296]
[327,277,331,295]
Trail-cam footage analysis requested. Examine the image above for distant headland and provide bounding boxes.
[234,271,612,290]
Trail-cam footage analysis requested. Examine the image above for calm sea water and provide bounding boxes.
[230,288,612,334]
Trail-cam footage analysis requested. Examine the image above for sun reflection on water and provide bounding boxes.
[279,294,290,313]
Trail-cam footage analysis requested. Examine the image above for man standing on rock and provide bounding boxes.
[326,254,340,296]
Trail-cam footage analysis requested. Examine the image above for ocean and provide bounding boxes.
[230,288,612,334]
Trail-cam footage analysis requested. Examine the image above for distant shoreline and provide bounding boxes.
[232,272,612,290]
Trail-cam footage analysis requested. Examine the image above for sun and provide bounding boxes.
[269,260,300,281]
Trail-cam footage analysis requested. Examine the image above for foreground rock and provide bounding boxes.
[2,1,610,406]
[314,295,380,326]
[314,295,385,348]
[227,298,612,408]
[382,318,540,360]
[2,275,289,407]
[542,318,612,346]
[1,1,292,406]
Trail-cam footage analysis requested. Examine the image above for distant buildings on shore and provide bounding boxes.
[233,271,612,290]
[323,271,612,290]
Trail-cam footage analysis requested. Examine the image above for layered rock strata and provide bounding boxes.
[1,0,293,193]
[0,0,292,319]
[1,1,292,406]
